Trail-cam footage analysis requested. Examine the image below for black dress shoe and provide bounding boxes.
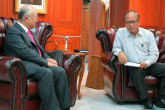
[144,97,153,109]
[155,98,165,108]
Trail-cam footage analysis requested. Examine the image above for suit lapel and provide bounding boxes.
[30,31,42,48]
[14,23,44,54]
[29,30,45,55]
[14,23,34,44]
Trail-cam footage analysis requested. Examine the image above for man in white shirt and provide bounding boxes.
[113,10,165,109]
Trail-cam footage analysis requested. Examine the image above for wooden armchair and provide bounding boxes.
[0,17,82,110]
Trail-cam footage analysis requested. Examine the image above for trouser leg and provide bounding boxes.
[31,67,60,110]
[128,62,165,99]
[48,66,72,110]
[160,77,165,96]
[147,63,165,96]
[128,67,148,99]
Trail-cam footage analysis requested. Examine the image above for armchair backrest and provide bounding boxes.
[31,21,53,48]
[155,30,165,53]
[0,17,53,56]
[96,27,117,52]
[154,30,165,62]
[0,17,14,55]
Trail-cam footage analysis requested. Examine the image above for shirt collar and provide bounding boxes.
[126,29,131,37]
[138,28,143,36]
[126,27,142,37]
[17,21,28,33]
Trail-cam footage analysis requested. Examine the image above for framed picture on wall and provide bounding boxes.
[15,0,47,14]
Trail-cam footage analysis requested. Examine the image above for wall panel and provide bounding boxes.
[55,0,76,27]
[52,0,82,51]
[110,0,129,27]
[158,0,165,29]
[129,0,159,29]
[1,0,8,17]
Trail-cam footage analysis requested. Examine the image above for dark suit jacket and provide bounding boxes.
[4,22,50,76]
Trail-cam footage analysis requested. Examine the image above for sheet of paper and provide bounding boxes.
[124,62,140,67]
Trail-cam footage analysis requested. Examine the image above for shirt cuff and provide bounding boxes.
[113,49,122,56]
[144,60,151,67]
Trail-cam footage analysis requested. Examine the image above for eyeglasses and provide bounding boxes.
[125,19,139,25]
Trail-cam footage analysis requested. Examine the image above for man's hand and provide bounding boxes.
[47,58,58,67]
[139,62,147,69]
[118,51,127,64]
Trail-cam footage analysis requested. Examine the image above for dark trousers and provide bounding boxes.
[30,66,72,110]
[128,62,165,100]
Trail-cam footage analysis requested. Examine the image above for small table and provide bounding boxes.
[85,55,104,89]
[75,52,88,99]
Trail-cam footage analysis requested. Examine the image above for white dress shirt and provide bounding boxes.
[112,27,159,67]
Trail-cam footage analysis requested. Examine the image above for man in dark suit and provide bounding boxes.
[4,5,71,110]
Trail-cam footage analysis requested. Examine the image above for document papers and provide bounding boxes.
[124,62,140,67]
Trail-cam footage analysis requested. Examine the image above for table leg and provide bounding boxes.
[77,56,85,99]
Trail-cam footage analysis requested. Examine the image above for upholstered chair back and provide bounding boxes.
[0,17,53,56]
[96,27,116,52]
[0,17,14,55]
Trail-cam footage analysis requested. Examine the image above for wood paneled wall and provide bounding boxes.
[110,0,165,30]
[110,0,129,27]
[129,0,165,29]
[81,4,90,50]
[0,0,83,52]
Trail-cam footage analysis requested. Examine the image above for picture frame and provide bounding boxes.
[15,0,47,14]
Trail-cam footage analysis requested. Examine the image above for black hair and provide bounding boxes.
[18,9,26,20]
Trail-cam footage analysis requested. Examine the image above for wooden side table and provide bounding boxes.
[75,52,88,99]
[85,55,104,89]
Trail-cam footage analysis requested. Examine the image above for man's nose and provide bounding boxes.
[129,22,133,26]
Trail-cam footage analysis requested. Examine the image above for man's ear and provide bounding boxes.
[138,20,140,25]
[24,16,29,22]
